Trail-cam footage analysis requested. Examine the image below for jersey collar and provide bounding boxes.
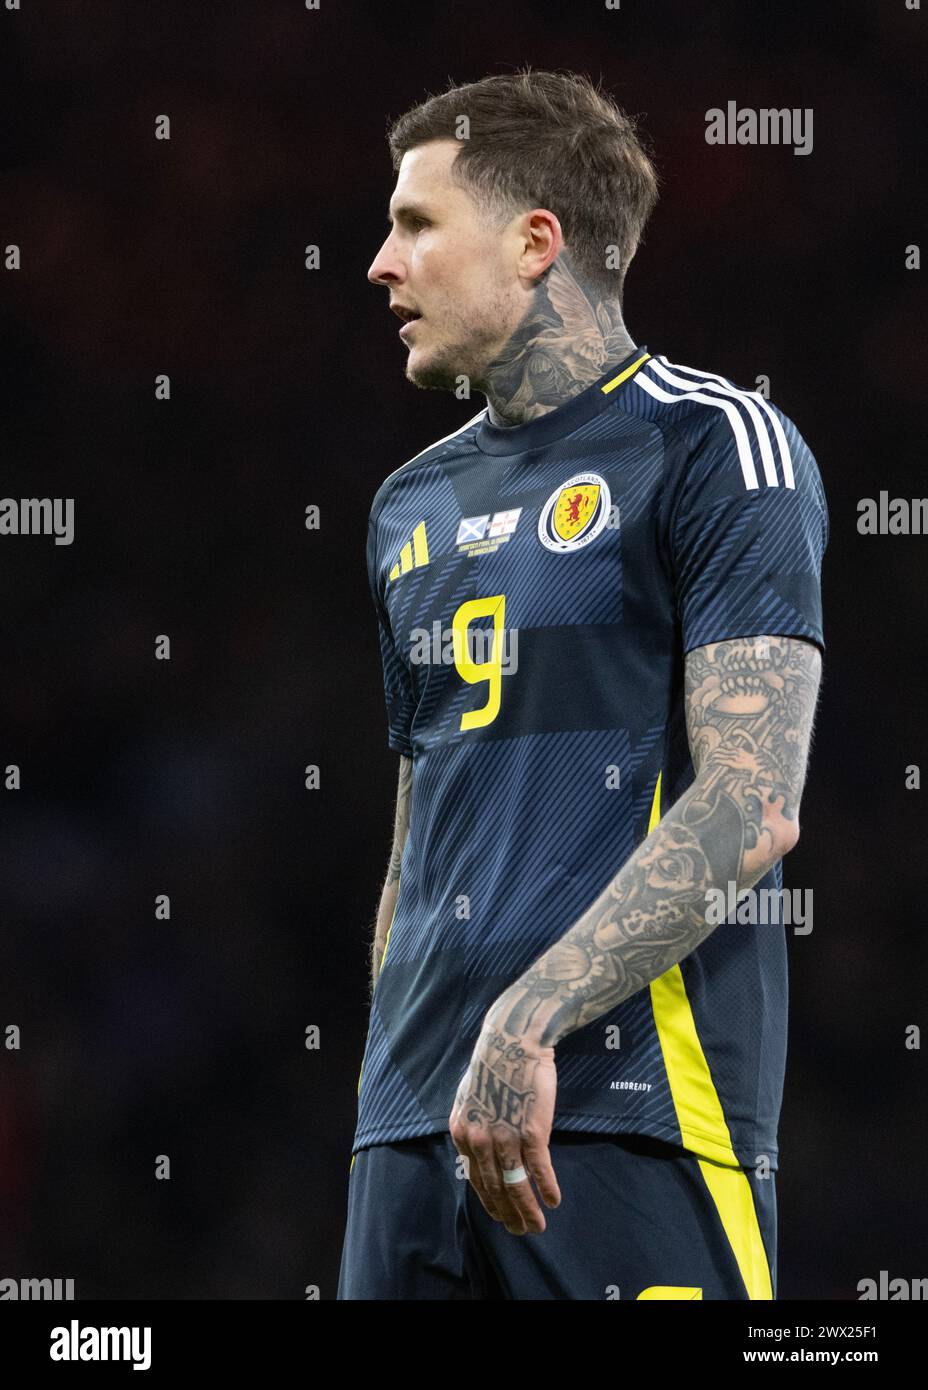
[473,347,652,456]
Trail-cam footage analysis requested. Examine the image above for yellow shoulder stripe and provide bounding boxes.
[600,352,651,395]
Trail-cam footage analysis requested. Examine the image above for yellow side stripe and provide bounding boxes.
[696,1158,773,1300]
[600,352,651,395]
[399,540,413,575]
[638,1285,703,1300]
[646,771,773,1300]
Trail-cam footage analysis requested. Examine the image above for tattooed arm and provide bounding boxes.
[448,635,822,1234]
[490,634,822,1042]
[370,754,413,997]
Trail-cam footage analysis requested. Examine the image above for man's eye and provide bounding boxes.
[410,218,429,231]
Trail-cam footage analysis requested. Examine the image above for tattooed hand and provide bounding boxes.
[448,1017,561,1235]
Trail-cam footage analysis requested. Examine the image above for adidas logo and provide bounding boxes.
[389,521,429,581]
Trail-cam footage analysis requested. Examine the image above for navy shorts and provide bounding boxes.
[337,1130,777,1300]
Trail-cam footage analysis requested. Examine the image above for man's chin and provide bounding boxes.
[404,349,461,393]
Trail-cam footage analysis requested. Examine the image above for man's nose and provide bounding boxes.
[367,235,404,286]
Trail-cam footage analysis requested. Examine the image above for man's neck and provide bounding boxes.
[482,254,636,428]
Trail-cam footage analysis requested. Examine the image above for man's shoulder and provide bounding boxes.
[624,352,800,438]
[624,352,818,497]
[369,407,487,525]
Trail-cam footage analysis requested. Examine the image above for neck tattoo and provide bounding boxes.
[482,254,636,427]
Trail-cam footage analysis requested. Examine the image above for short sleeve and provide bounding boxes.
[367,508,417,756]
[669,407,828,656]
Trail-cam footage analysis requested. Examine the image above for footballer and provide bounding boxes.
[338,68,827,1301]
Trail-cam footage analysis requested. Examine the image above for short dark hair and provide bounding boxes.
[387,66,660,302]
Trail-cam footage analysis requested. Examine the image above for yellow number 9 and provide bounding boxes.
[451,594,506,731]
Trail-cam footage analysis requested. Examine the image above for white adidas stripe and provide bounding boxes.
[648,358,779,487]
[639,358,800,489]
[655,353,794,489]
[634,370,762,490]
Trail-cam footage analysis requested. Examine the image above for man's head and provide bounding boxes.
[367,68,659,394]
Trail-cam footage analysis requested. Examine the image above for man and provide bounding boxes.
[338,68,827,1300]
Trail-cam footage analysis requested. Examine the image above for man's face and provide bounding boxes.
[367,140,525,392]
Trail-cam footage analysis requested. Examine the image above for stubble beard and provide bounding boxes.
[404,289,515,396]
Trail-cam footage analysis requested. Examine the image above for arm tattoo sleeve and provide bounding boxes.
[487,635,823,1048]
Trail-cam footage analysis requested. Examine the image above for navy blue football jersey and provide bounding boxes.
[353,347,828,1173]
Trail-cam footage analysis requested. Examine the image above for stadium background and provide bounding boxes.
[0,0,923,1298]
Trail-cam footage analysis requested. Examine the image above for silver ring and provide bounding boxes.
[502,1165,528,1185]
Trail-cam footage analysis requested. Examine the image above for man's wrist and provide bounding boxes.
[483,988,555,1052]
